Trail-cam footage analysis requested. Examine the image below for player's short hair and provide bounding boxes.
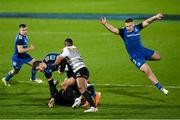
[64,38,73,46]
[19,24,27,28]
[125,18,134,23]
[33,61,42,69]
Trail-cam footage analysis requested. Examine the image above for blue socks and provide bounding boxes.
[92,92,96,98]
[31,68,37,80]
[5,68,37,81]
[5,71,13,81]
[155,82,163,90]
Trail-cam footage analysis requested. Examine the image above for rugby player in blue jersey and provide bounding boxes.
[100,13,168,95]
[2,24,42,86]
[32,53,79,107]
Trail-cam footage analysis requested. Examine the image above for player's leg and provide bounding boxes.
[2,58,22,86]
[27,58,42,83]
[140,63,168,95]
[149,51,161,61]
[82,83,101,108]
[87,83,101,107]
[28,58,36,79]
[28,58,37,80]
[76,77,97,112]
[2,69,20,86]
[140,63,158,84]
[61,77,76,91]
[71,77,86,108]
[144,48,160,61]
[76,77,96,106]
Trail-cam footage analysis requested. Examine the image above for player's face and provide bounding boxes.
[19,27,28,36]
[125,22,134,32]
[36,63,47,72]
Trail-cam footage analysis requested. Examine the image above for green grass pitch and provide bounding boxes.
[0,0,180,119]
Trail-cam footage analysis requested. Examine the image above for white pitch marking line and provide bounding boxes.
[94,83,180,89]
[16,81,180,89]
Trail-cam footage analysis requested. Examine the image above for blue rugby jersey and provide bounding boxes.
[13,33,29,58]
[119,23,146,58]
[43,53,67,79]
[43,53,59,68]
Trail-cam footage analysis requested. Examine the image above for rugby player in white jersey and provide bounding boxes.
[54,38,98,112]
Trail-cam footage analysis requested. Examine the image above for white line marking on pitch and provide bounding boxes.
[16,81,180,89]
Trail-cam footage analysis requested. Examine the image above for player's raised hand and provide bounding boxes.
[100,17,107,25]
[155,13,164,20]
[29,44,34,51]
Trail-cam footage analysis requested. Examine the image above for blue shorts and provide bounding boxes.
[130,48,154,69]
[12,54,33,70]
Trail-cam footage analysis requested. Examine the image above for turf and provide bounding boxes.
[0,18,180,119]
[0,0,180,119]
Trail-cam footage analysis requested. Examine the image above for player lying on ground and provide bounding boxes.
[47,79,101,109]
[2,24,42,87]
[60,74,101,109]
[100,13,168,95]
[32,53,101,109]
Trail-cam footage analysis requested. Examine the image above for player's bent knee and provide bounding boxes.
[12,69,20,75]
[153,52,161,60]
[157,55,161,60]
[155,53,161,60]
[140,64,149,74]
[140,67,152,77]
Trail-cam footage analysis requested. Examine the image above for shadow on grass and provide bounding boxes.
[100,86,166,102]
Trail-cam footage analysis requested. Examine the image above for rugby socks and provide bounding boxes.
[155,82,163,90]
[92,92,96,98]
[5,71,13,81]
[31,67,37,80]
[83,91,96,107]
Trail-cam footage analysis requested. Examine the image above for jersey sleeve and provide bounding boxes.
[136,23,143,30]
[59,48,70,58]
[44,70,52,79]
[16,35,24,45]
[118,28,124,39]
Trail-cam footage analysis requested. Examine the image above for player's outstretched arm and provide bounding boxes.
[142,13,164,28]
[100,17,119,35]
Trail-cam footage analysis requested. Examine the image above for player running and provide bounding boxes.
[100,13,168,95]
[2,24,42,86]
